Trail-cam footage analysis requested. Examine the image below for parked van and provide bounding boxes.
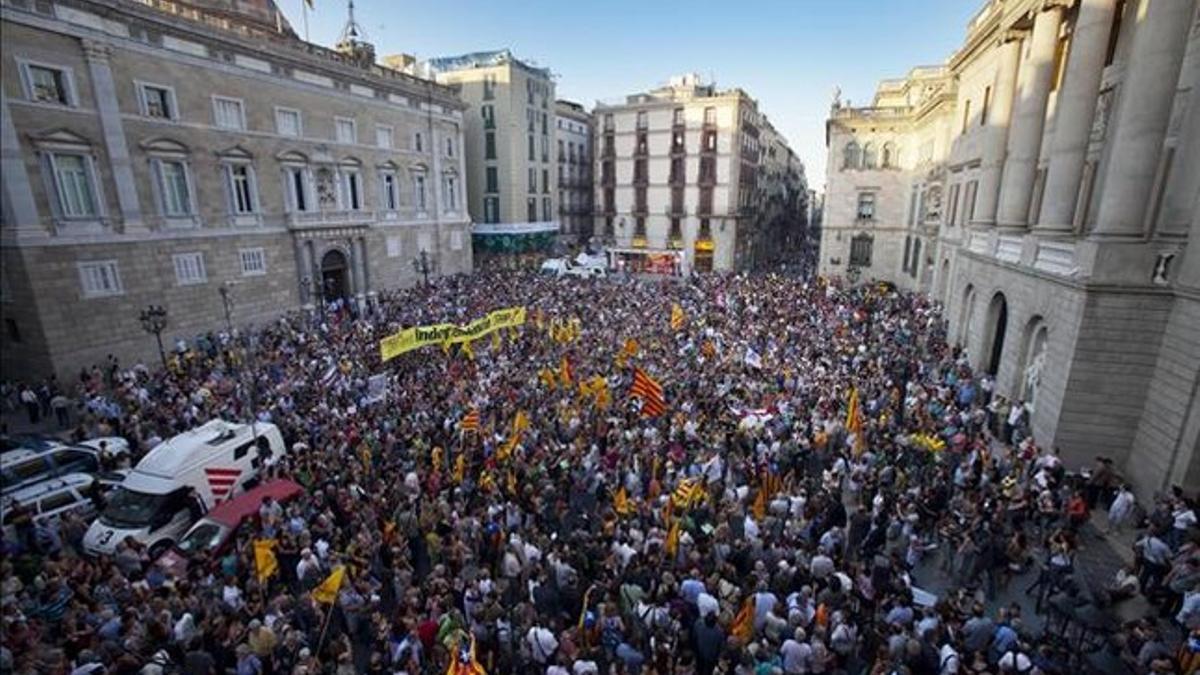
[82,420,285,557]
[1,437,130,496]
[540,258,607,279]
[1,472,125,542]
[158,479,304,577]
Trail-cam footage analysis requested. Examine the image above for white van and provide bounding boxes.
[1,472,125,542]
[540,257,607,279]
[82,419,285,557]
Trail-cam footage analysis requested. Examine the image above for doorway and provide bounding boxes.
[985,292,1008,376]
[320,249,349,302]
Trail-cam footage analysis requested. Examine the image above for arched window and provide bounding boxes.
[881,142,896,169]
[862,142,877,169]
[842,141,861,170]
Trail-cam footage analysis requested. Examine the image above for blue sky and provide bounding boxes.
[289,0,982,188]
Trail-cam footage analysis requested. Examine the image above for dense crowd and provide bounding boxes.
[2,270,1198,675]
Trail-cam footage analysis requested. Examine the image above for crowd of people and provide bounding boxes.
[1,270,1197,675]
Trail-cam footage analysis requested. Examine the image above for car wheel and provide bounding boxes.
[148,540,173,560]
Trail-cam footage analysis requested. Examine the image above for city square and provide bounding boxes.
[1,0,1198,674]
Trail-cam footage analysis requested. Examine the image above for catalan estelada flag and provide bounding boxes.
[253,539,278,583]
[630,367,666,417]
[672,477,705,510]
[730,597,754,642]
[559,355,574,387]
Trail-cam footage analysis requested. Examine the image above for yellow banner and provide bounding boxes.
[380,307,526,362]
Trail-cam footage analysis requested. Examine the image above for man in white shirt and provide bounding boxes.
[938,642,960,674]
[780,627,812,674]
[526,625,558,665]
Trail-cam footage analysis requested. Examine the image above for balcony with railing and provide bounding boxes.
[287,209,377,229]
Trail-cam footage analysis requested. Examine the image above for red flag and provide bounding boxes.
[630,367,666,417]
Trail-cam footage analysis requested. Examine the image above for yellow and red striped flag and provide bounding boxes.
[672,477,704,511]
[664,518,681,557]
[613,487,635,517]
[630,367,666,417]
[730,597,755,642]
[459,408,481,434]
[846,387,864,455]
[559,355,574,387]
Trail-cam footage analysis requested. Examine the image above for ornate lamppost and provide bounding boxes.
[138,305,168,369]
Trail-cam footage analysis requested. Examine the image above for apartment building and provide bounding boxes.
[820,0,1200,495]
[427,50,558,262]
[593,74,804,273]
[555,99,593,243]
[0,0,471,380]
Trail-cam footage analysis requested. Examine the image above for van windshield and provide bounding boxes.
[100,487,167,528]
[176,521,226,554]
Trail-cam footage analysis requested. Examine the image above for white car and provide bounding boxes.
[0,437,130,496]
[0,471,125,542]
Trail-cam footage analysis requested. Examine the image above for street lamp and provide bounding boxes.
[138,305,168,369]
[412,249,431,287]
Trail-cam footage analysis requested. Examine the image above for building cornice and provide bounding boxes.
[3,0,465,111]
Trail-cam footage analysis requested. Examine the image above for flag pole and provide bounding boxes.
[315,598,336,658]
[302,0,310,43]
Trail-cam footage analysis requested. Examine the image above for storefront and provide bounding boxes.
[693,238,715,272]
[472,222,560,269]
[606,248,685,276]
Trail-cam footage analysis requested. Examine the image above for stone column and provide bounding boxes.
[81,39,144,232]
[356,236,370,296]
[972,33,1024,228]
[1092,0,1194,238]
[995,4,1064,230]
[1,91,42,239]
[296,238,315,309]
[305,239,321,305]
[1036,0,1118,234]
[1155,60,1200,237]
[352,237,367,303]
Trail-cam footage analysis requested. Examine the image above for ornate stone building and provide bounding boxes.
[594,74,805,273]
[821,0,1200,495]
[0,0,471,380]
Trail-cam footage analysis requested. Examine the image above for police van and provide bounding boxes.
[82,419,285,557]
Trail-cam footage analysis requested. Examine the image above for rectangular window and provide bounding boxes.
[376,125,393,149]
[541,112,548,135]
[335,117,356,144]
[856,192,876,220]
[49,153,98,218]
[558,139,565,162]
[703,106,716,125]
[542,169,549,194]
[226,164,257,214]
[703,131,717,152]
[527,109,535,132]
[138,83,176,120]
[542,197,551,222]
[528,135,535,161]
[484,196,499,223]
[445,174,458,210]
[604,113,614,131]
[850,236,873,266]
[528,167,537,193]
[673,107,685,126]
[212,96,245,130]
[947,184,961,225]
[275,108,302,137]
[482,104,495,129]
[22,62,72,105]
[981,86,991,126]
[527,197,537,221]
[172,252,206,285]
[636,111,648,129]
[381,172,399,210]
[964,180,979,224]
[77,260,123,298]
[485,132,497,160]
[414,173,427,210]
[239,248,267,276]
[414,132,424,152]
[342,171,362,210]
[541,136,549,163]
[485,167,498,193]
[446,137,455,157]
[483,74,496,100]
[285,166,309,212]
[155,159,193,216]
[961,100,971,134]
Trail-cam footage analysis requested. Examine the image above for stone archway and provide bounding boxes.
[983,292,1009,376]
[1019,318,1049,412]
[320,249,350,302]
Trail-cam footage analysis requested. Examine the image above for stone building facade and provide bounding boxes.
[426,50,558,261]
[0,0,471,381]
[594,74,805,273]
[820,0,1200,496]
[555,99,593,243]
